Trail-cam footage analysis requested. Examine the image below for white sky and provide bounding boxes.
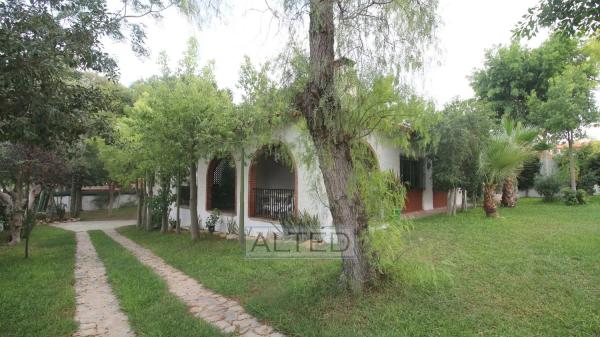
[103,0,600,140]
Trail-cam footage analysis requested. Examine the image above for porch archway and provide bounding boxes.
[248,143,297,219]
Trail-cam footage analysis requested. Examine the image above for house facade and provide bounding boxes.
[171,124,451,236]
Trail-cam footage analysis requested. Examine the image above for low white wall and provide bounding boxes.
[54,193,138,211]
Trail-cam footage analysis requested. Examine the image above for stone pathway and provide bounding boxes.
[103,229,284,337]
[73,232,134,337]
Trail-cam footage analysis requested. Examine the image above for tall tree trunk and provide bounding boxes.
[176,171,181,234]
[140,178,147,230]
[8,169,24,245]
[27,183,40,211]
[160,174,170,233]
[298,0,373,292]
[189,161,200,240]
[69,176,77,216]
[483,183,498,218]
[462,189,468,211]
[315,142,373,292]
[75,187,82,215]
[108,181,115,217]
[501,176,517,208]
[446,189,454,215]
[146,173,155,231]
[136,178,144,229]
[238,147,246,248]
[568,132,577,191]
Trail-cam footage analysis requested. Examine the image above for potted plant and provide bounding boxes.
[206,208,221,233]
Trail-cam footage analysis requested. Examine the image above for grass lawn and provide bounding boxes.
[0,226,77,337]
[119,198,600,337]
[78,206,137,221]
[89,230,229,337]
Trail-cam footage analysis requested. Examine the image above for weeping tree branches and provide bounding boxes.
[264,0,441,292]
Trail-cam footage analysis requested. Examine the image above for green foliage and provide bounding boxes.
[369,220,453,288]
[279,211,321,241]
[561,188,588,205]
[576,189,589,204]
[534,174,562,201]
[148,187,175,229]
[206,209,221,230]
[528,62,599,142]
[516,0,600,38]
[225,218,238,235]
[471,35,580,121]
[479,118,537,186]
[100,38,236,186]
[431,99,494,194]
[575,141,600,194]
[518,157,542,191]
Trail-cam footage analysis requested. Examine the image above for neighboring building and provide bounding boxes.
[171,124,454,237]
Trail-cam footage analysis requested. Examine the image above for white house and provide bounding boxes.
[170,124,451,236]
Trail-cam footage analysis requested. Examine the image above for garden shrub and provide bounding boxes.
[225,218,238,234]
[576,189,588,204]
[279,211,321,241]
[534,174,561,202]
[562,188,587,205]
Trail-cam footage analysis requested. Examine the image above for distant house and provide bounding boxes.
[172,125,454,237]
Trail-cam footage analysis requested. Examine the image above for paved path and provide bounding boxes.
[53,220,136,232]
[73,232,134,337]
[104,229,284,337]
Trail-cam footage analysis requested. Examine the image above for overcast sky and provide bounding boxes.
[103,0,600,139]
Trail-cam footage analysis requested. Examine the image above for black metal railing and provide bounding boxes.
[253,188,294,219]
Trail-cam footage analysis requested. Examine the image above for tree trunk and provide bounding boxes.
[568,132,577,191]
[75,187,82,215]
[176,171,181,234]
[108,181,115,218]
[316,142,373,292]
[27,183,40,211]
[483,183,498,218]
[446,189,454,215]
[8,169,24,245]
[462,189,467,211]
[501,176,517,208]
[146,173,154,231]
[136,179,144,229]
[189,161,200,240]
[140,178,147,230]
[238,147,246,248]
[69,176,77,216]
[108,182,115,217]
[160,174,170,234]
[298,0,373,292]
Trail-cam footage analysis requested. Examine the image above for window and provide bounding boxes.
[400,156,424,190]
[179,180,190,207]
[207,157,236,212]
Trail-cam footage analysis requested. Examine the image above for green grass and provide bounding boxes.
[118,198,600,337]
[88,230,229,337]
[0,226,77,337]
[78,206,137,221]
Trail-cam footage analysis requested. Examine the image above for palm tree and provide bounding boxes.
[499,118,539,208]
[479,120,536,217]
